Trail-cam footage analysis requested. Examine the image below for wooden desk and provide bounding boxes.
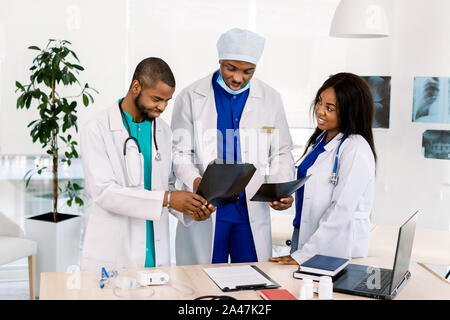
[39,257,450,300]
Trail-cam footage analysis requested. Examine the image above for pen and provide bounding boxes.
[235,283,267,290]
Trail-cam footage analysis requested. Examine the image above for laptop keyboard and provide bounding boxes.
[354,270,392,295]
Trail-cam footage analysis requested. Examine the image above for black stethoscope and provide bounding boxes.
[118,99,161,161]
[294,131,347,186]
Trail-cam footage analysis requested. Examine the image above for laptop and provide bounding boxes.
[333,211,418,300]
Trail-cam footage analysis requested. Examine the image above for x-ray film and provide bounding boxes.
[422,130,450,160]
[361,76,391,129]
[413,77,450,124]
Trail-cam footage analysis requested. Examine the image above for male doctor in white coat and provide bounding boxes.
[171,28,295,265]
[80,57,214,270]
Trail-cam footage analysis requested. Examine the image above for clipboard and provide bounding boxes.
[196,159,256,207]
[250,175,311,202]
[203,265,280,292]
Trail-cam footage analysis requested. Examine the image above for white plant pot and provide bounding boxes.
[25,213,82,298]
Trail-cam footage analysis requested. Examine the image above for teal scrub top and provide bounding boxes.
[121,104,156,268]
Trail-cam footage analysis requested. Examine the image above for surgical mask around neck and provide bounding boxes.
[216,73,250,95]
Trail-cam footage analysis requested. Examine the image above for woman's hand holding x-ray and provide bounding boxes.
[169,191,216,221]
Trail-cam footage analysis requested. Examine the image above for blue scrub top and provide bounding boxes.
[293,134,334,228]
[212,71,250,223]
[120,100,156,267]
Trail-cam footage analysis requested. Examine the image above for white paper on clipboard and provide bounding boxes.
[203,265,277,291]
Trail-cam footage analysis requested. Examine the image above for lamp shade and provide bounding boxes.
[330,0,390,38]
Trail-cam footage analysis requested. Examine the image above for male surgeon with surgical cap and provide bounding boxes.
[171,28,295,265]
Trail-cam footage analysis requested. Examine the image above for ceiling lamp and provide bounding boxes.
[330,0,390,38]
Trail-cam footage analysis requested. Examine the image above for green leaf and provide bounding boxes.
[69,72,76,83]
[32,89,41,99]
[35,166,47,175]
[75,197,84,206]
[69,101,77,110]
[70,50,80,62]
[24,169,34,188]
[15,81,25,90]
[71,64,84,71]
[86,92,94,103]
[25,175,33,188]
[25,94,32,108]
[43,76,51,87]
[16,94,25,109]
[36,71,43,84]
[28,45,41,51]
[52,55,60,70]
[27,120,38,128]
[82,93,88,106]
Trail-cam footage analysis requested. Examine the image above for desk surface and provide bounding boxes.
[40,257,450,300]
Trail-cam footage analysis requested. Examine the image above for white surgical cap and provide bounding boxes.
[216,28,265,65]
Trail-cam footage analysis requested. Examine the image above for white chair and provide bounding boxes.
[0,212,37,300]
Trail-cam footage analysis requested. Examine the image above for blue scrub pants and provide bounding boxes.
[211,220,258,263]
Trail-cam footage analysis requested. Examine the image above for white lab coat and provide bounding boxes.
[80,103,191,270]
[290,133,375,264]
[171,73,295,265]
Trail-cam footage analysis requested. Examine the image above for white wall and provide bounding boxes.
[339,0,450,229]
[0,0,128,155]
[0,0,449,231]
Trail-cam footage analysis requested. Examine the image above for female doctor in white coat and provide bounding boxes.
[270,72,377,265]
[80,58,214,271]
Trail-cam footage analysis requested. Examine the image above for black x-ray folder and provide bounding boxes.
[250,175,311,202]
[196,160,256,207]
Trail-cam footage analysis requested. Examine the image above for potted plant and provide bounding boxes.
[15,39,97,297]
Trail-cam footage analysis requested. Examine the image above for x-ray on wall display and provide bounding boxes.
[413,77,450,124]
[422,130,450,160]
[361,76,391,129]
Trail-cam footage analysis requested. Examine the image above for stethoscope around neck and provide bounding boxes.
[294,131,347,186]
[118,99,161,187]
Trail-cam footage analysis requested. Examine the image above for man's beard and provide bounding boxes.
[134,92,155,121]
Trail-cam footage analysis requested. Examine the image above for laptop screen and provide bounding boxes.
[389,211,418,293]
